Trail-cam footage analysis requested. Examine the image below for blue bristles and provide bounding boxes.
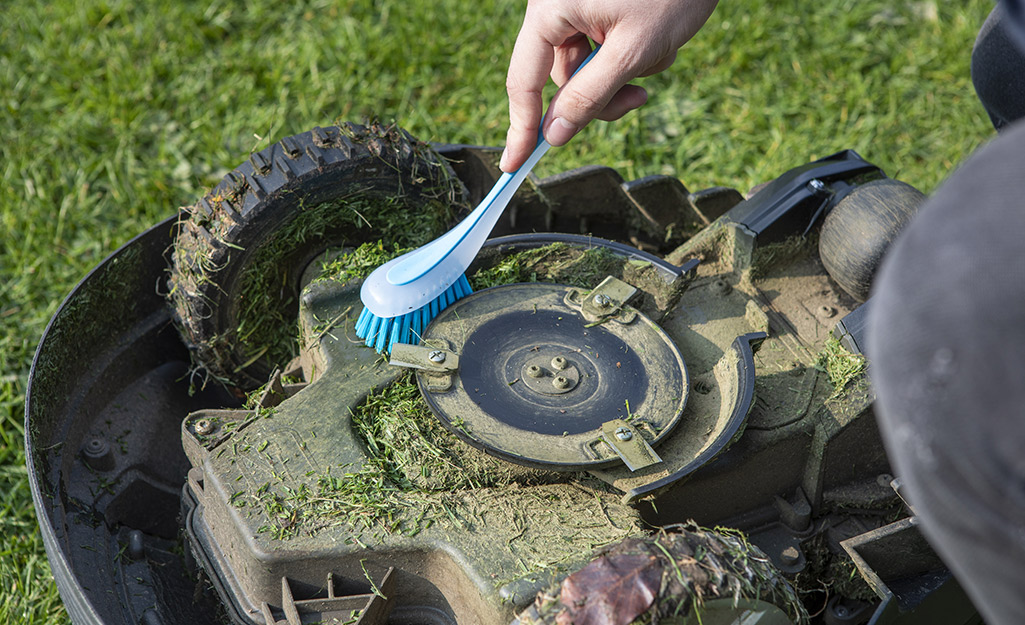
[355,274,473,353]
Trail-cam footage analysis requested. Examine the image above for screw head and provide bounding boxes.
[195,419,214,436]
[551,356,568,370]
[808,179,826,193]
[428,350,447,363]
[553,376,570,389]
[527,365,544,378]
[593,293,613,308]
[615,426,633,441]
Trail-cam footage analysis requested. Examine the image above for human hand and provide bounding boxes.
[501,0,719,172]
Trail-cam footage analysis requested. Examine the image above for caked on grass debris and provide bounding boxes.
[816,336,867,395]
[234,194,457,369]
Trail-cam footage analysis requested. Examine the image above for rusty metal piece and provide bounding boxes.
[195,419,215,436]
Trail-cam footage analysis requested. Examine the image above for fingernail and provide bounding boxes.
[499,147,510,171]
[545,117,578,146]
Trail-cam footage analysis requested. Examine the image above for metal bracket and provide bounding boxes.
[390,343,459,393]
[388,343,459,373]
[566,276,639,324]
[599,419,662,471]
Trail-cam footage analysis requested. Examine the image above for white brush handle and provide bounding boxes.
[386,139,551,286]
[360,45,599,318]
[358,140,546,318]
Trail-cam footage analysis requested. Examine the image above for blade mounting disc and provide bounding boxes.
[417,283,688,470]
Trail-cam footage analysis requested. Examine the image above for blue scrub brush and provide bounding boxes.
[356,46,599,353]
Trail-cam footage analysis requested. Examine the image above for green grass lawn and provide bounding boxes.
[0,0,996,621]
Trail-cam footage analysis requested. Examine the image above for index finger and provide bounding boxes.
[502,29,556,172]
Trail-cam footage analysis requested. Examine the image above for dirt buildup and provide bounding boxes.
[749,234,816,280]
[516,524,809,625]
[470,243,686,320]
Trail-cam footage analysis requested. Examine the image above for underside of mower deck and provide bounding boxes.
[27,123,981,625]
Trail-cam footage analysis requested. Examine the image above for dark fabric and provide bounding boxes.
[868,119,1025,625]
[1003,0,1025,50]
[973,4,1025,130]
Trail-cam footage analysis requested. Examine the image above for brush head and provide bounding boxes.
[359,253,469,318]
[355,274,472,353]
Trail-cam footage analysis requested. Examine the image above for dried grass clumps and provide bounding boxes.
[517,523,808,625]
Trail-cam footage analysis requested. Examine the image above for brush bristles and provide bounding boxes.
[355,274,473,353]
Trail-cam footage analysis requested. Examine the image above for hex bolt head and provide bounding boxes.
[593,293,613,308]
[615,426,633,441]
[553,376,570,390]
[195,419,215,436]
[551,356,568,370]
[527,365,544,378]
[428,350,447,363]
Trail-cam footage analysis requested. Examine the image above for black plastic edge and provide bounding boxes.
[182,487,261,625]
[725,150,883,241]
[833,299,871,356]
[624,331,767,503]
[24,214,180,625]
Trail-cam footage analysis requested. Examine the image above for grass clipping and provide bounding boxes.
[516,523,809,625]
[816,337,867,396]
[242,372,561,539]
[245,240,681,540]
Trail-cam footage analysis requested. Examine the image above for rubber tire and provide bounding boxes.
[168,122,466,390]
[819,179,925,302]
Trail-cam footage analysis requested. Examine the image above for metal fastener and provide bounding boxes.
[527,365,544,378]
[615,426,633,441]
[808,179,826,193]
[195,419,215,436]
[428,350,447,363]
[551,356,568,370]
[593,293,613,308]
[552,376,570,390]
